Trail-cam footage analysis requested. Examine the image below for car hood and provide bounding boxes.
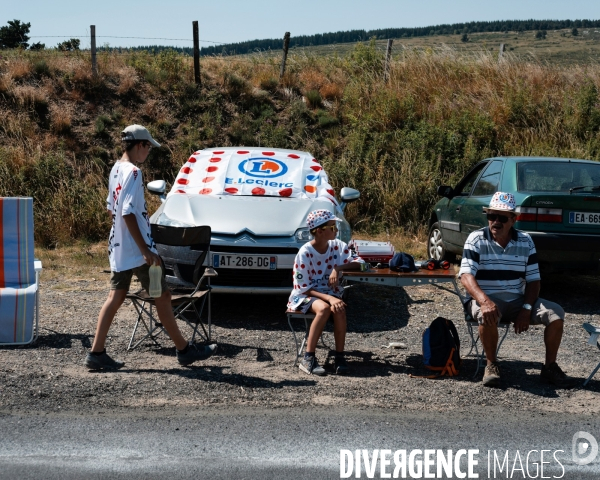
[152,194,339,236]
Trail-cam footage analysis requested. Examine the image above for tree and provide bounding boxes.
[57,38,80,51]
[535,30,547,39]
[572,28,579,36]
[461,33,469,43]
[0,19,31,49]
[29,42,45,50]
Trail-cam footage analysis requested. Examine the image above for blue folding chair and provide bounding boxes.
[0,198,42,345]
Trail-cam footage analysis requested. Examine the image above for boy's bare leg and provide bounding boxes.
[306,300,331,352]
[153,291,188,350]
[91,289,127,352]
[332,311,347,352]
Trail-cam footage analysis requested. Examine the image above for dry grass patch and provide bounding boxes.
[6,58,32,81]
[298,68,329,91]
[0,74,13,95]
[116,66,139,95]
[319,82,344,101]
[49,103,73,134]
[10,85,47,109]
[35,241,109,282]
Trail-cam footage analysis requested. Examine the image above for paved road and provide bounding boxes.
[1,408,599,479]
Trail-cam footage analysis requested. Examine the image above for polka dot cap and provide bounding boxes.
[306,209,342,230]
[484,192,516,212]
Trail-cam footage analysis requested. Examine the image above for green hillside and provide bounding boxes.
[0,41,599,246]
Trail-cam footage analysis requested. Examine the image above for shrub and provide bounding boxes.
[57,38,80,51]
[259,76,279,92]
[223,71,251,97]
[95,114,113,135]
[33,60,50,77]
[304,89,322,108]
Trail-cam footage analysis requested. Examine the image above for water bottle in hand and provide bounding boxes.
[149,264,162,298]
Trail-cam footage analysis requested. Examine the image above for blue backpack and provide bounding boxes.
[419,317,461,378]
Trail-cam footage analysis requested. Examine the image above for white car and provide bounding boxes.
[148,147,360,294]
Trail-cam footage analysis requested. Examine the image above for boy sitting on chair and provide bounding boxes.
[288,210,365,376]
[85,124,217,370]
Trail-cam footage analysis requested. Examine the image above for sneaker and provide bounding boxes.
[483,362,501,387]
[299,356,326,376]
[334,356,350,375]
[85,351,124,371]
[177,343,218,366]
[541,362,578,389]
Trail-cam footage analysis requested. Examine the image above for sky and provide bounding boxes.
[4,0,600,49]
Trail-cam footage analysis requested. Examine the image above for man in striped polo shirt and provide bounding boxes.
[459,192,575,388]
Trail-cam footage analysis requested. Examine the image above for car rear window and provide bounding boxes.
[517,161,600,192]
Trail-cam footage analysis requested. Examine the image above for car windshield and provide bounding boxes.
[517,161,600,192]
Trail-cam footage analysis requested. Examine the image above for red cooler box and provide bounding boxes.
[348,240,395,265]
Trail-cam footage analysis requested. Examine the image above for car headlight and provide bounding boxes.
[295,228,312,242]
[155,212,195,228]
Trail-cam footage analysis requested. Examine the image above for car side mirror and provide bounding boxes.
[339,187,360,211]
[147,180,167,203]
[437,185,454,198]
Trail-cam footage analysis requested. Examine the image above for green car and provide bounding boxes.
[428,156,600,273]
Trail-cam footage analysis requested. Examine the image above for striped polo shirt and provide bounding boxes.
[459,227,540,297]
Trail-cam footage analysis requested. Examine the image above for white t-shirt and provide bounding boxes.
[106,160,156,272]
[287,239,363,310]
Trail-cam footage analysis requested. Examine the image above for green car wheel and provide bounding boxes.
[428,222,456,262]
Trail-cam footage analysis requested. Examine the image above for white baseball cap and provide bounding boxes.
[121,124,161,147]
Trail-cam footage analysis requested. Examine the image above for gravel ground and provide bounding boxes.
[1,268,599,415]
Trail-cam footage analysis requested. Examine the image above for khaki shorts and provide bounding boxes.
[110,263,168,295]
[468,295,564,326]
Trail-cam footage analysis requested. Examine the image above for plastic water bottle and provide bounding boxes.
[148,264,162,298]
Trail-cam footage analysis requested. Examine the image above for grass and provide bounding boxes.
[246,28,600,66]
[35,240,109,282]
[1,40,600,246]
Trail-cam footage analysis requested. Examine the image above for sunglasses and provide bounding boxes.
[320,224,338,232]
[486,213,513,223]
[142,142,153,150]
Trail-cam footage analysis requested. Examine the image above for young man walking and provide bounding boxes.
[85,124,217,370]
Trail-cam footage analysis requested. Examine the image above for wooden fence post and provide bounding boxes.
[279,32,290,81]
[193,21,201,86]
[384,39,393,82]
[90,25,97,76]
[498,43,505,61]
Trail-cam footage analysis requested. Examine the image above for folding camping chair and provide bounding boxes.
[582,322,600,387]
[0,197,43,346]
[127,225,216,350]
[464,305,511,378]
[286,310,332,366]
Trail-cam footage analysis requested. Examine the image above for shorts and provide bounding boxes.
[291,294,344,314]
[294,297,318,314]
[468,295,564,326]
[110,263,168,295]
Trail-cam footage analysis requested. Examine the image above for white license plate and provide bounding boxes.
[212,254,277,270]
[569,212,600,225]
